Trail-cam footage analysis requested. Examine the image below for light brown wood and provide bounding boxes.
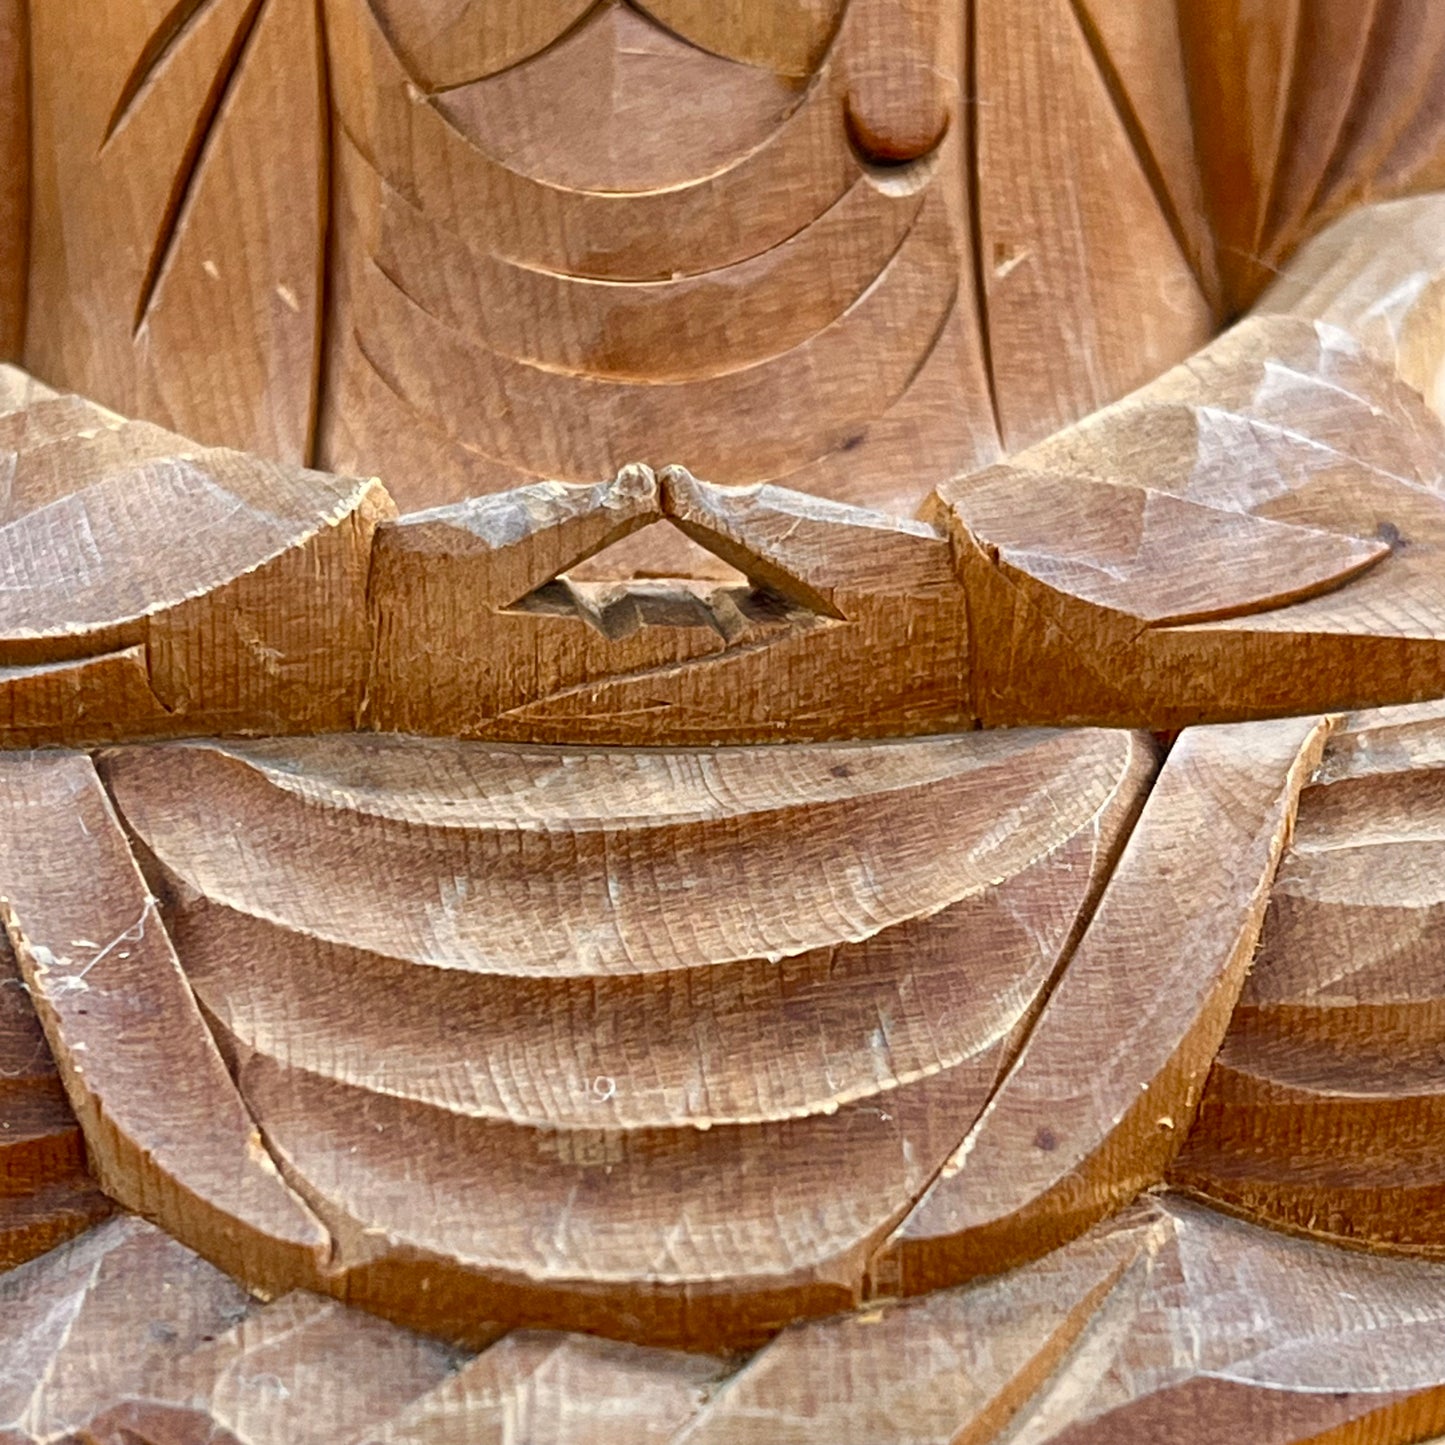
[0,1214,478,1445]
[874,716,1331,1294]
[1173,698,1445,1253]
[935,195,1445,730]
[0,365,391,746]
[1069,0,1217,304]
[9,8,1445,1431]
[20,193,1445,751]
[634,0,844,78]
[1256,190,1445,417]
[86,1291,465,1445]
[87,725,1150,1348]
[13,1196,1445,1444]
[25,0,326,462]
[669,1197,1445,1444]
[1179,0,1445,317]
[0,1215,255,1443]
[0,751,332,1295]
[315,0,1001,527]
[0,932,111,1272]
[13,0,1445,553]
[0,0,25,361]
[368,1331,727,1445]
[972,0,1213,451]
[368,465,973,743]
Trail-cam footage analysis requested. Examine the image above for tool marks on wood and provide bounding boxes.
[90,725,1151,1347]
[0,0,26,361]
[368,465,970,743]
[1179,0,1445,317]
[876,716,1331,1293]
[1175,699,1445,1254]
[0,933,111,1272]
[0,368,390,745]
[10,1201,1445,1443]
[0,752,332,1295]
[317,0,992,529]
[936,199,1445,730]
[25,0,326,461]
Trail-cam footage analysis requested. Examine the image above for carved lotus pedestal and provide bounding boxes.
[6,3,1445,1443]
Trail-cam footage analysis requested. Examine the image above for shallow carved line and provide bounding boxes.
[130,0,268,334]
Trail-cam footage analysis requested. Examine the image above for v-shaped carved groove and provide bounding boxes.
[1066,0,1205,300]
[495,465,850,629]
[130,0,269,335]
[102,0,213,148]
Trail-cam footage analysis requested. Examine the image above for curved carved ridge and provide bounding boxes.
[26,0,325,463]
[0,727,1149,1348]
[365,0,602,93]
[325,0,861,280]
[315,0,1004,520]
[873,714,1332,1295]
[934,193,1445,731]
[0,755,331,1283]
[339,188,959,486]
[0,367,390,745]
[10,182,1445,752]
[333,129,927,385]
[0,932,112,1272]
[12,1199,1445,1443]
[1180,0,1445,317]
[25,1,1445,533]
[431,7,815,194]
[1173,696,1445,1253]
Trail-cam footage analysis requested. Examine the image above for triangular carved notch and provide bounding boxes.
[499,464,846,638]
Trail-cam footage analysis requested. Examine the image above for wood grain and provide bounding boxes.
[634,0,845,77]
[0,751,331,1295]
[937,195,1445,729]
[366,1331,727,1445]
[1179,0,1445,317]
[0,365,391,745]
[0,0,25,360]
[1256,190,1445,418]
[0,932,111,1271]
[14,1194,1445,1443]
[25,0,326,461]
[1174,699,1445,1253]
[0,1215,255,1443]
[972,0,1212,451]
[368,465,973,744]
[875,716,1330,1293]
[95,724,1151,1348]
[676,1195,1445,1444]
[316,0,998,527]
[85,1290,465,1445]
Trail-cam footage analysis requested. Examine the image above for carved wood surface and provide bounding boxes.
[0,932,111,1273]
[22,0,1442,542]
[937,189,1445,731]
[25,0,325,462]
[0,366,390,745]
[367,464,972,742]
[9,1200,1445,1444]
[1174,697,1445,1255]
[0,0,24,361]
[2,185,1444,748]
[74,724,1146,1347]
[7,6,1445,1439]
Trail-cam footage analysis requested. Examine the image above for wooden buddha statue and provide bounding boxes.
[7,4,1445,1440]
